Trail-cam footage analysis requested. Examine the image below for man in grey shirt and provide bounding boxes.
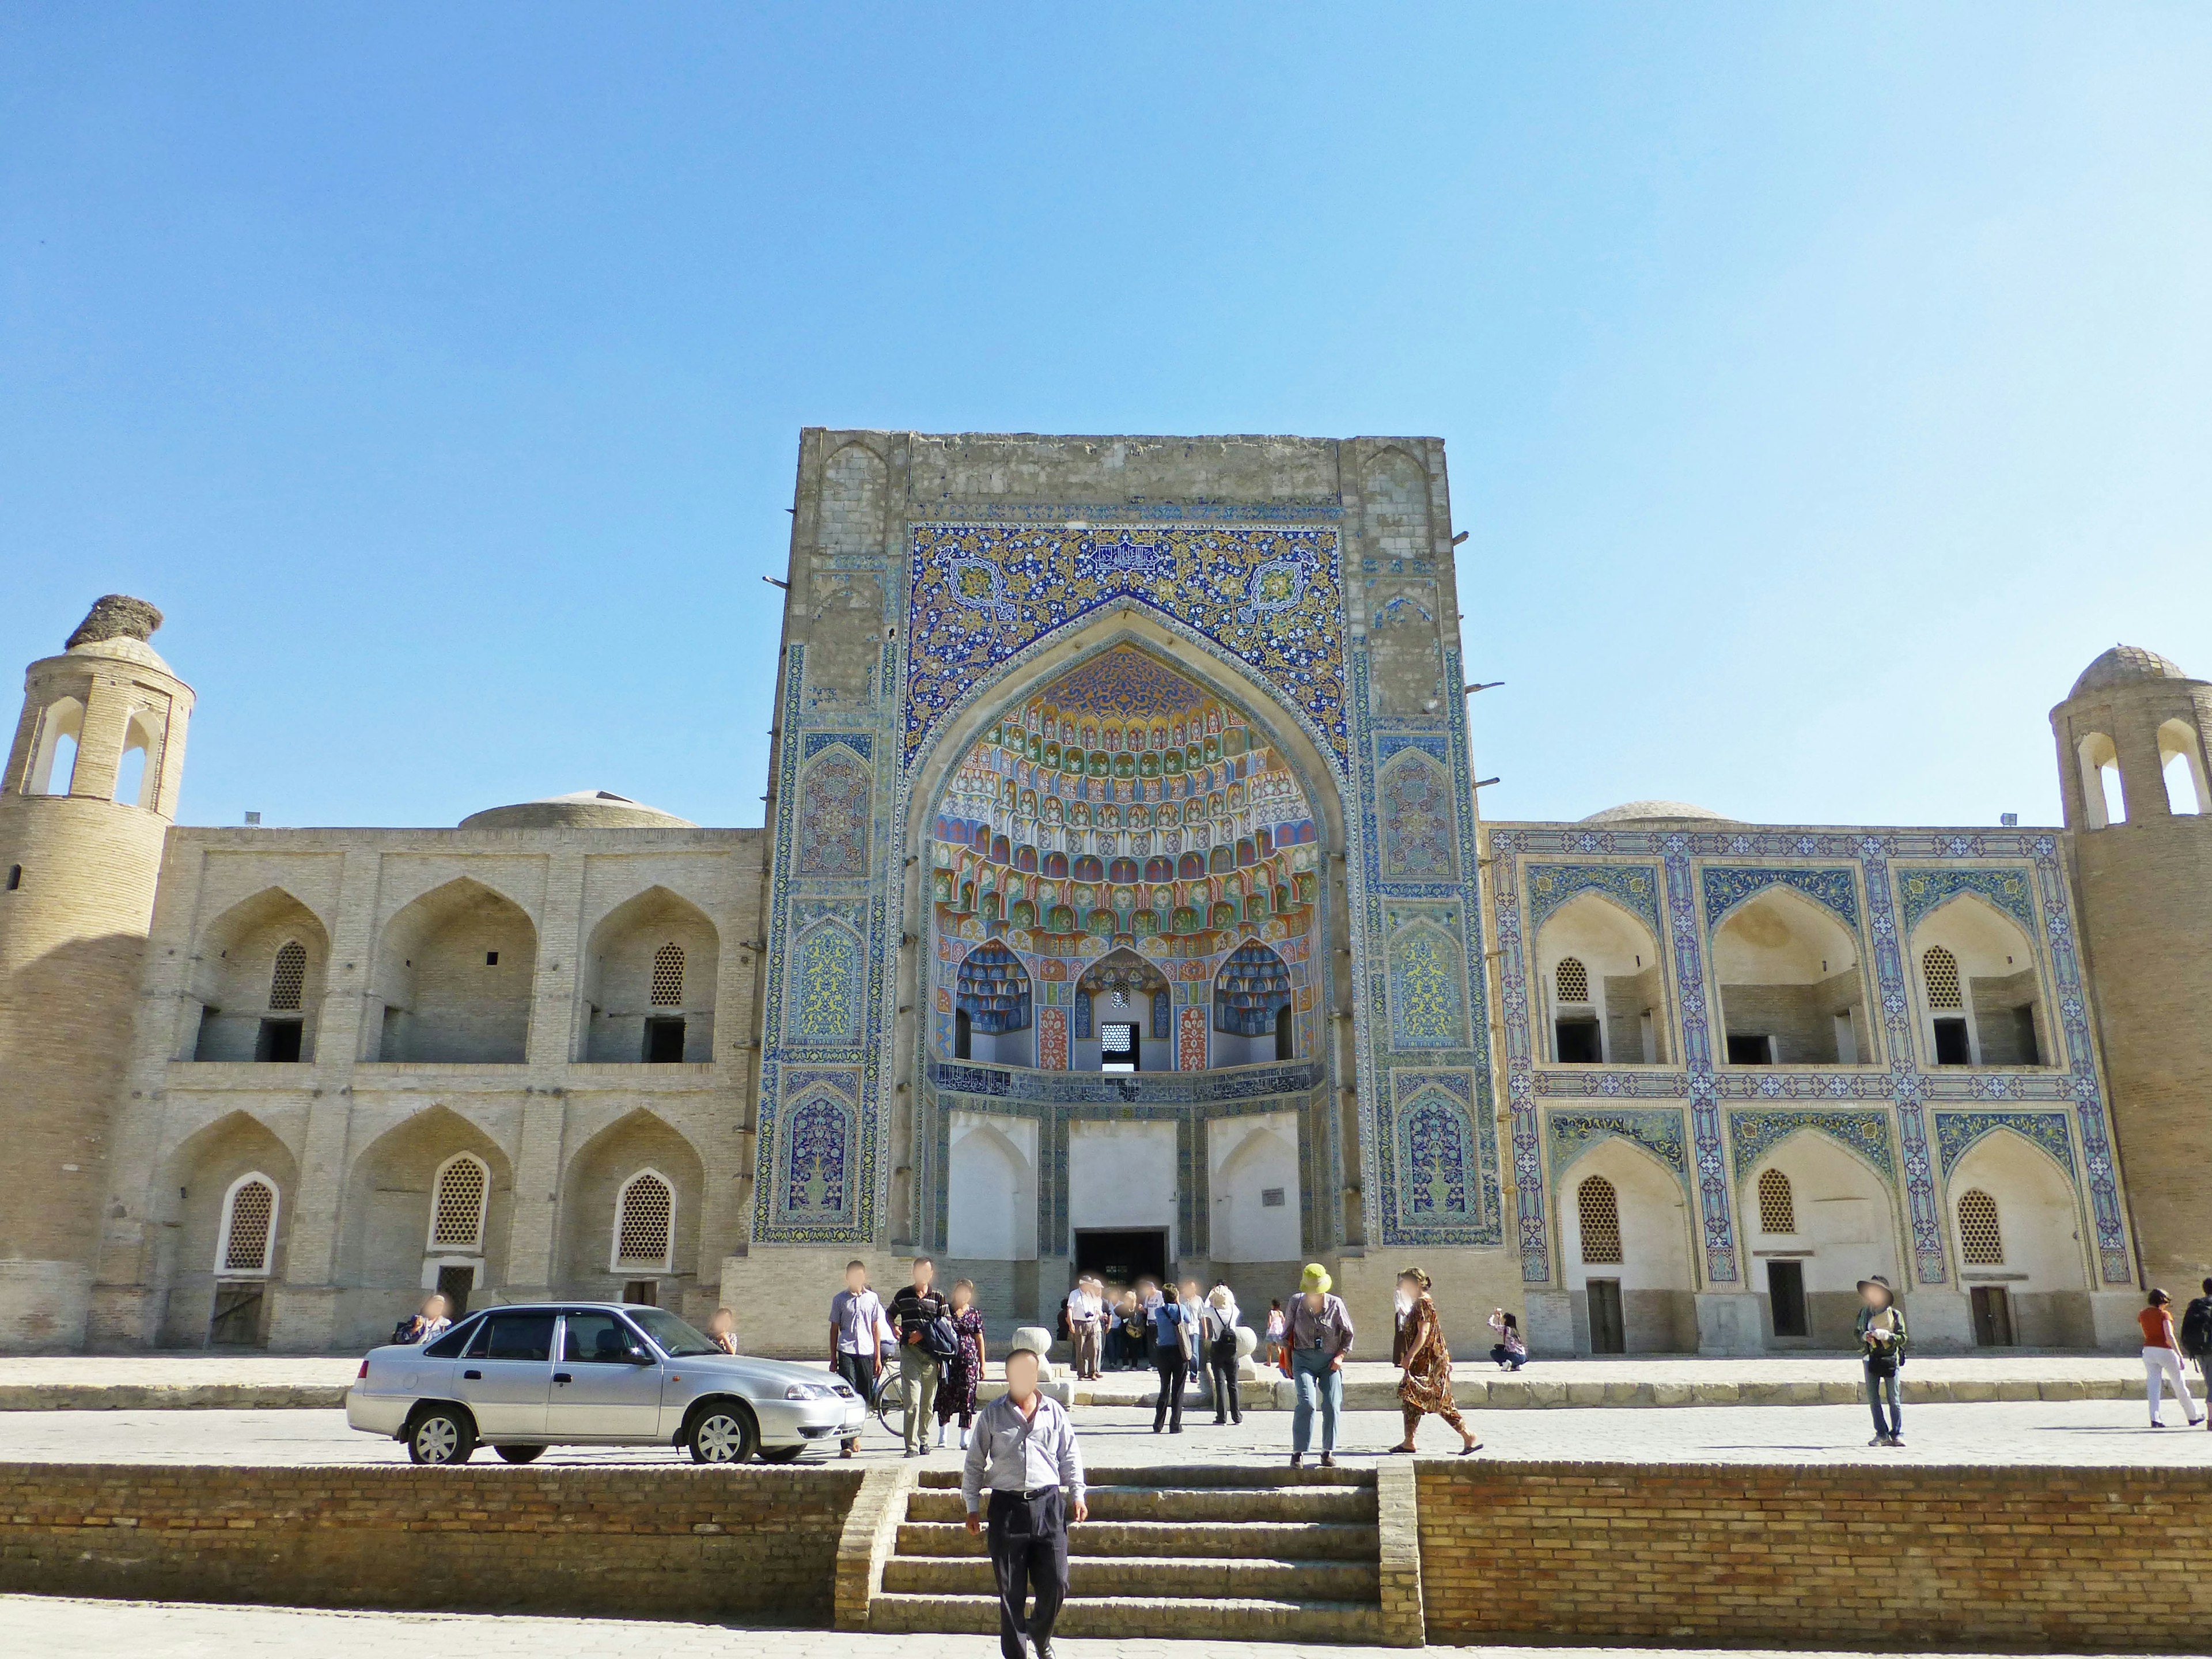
[961,1346,1088,1659]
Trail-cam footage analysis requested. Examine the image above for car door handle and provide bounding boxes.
[553,1372,573,1384]
[463,1369,482,1380]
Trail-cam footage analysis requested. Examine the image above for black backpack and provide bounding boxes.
[2181,1297,2212,1359]
[923,1312,963,1361]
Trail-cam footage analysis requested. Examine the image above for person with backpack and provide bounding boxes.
[391,1293,450,1346]
[1142,1277,1188,1434]
[889,1256,956,1457]
[933,1278,988,1450]
[2140,1289,2205,1428]
[1856,1276,1908,1447]
[2179,1278,2212,1397]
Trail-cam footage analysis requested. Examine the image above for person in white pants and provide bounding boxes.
[2139,1289,2205,1427]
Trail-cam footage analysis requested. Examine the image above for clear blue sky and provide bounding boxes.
[3,7,2206,831]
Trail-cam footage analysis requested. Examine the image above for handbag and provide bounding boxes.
[923,1313,963,1361]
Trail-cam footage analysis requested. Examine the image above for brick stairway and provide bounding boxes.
[868,1464,1405,1643]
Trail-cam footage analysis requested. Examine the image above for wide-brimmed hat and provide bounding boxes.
[1856,1275,1895,1305]
[1299,1263,1332,1295]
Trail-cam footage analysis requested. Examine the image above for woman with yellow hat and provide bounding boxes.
[1285,1263,1354,1467]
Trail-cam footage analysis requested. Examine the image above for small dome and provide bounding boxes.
[1578,800,1739,828]
[2069,645,2192,699]
[459,789,696,831]
[66,634,173,673]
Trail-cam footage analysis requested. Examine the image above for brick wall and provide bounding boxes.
[0,1463,863,1621]
[1418,1459,2212,1649]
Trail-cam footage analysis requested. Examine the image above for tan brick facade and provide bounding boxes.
[1416,1459,2212,1647]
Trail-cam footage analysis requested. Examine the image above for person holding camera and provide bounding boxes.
[1856,1275,1908,1447]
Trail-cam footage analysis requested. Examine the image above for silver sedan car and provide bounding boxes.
[346,1302,866,1465]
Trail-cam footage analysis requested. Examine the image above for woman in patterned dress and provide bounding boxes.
[1389,1268,1480,1455]
[933,1278,988,1449]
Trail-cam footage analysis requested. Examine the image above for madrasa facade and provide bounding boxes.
[3,431,2207,1358]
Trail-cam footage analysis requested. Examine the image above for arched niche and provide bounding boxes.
[557,1109,707,1310]
[2076,730,2126,828]
[370,878,537,1063]
[1910,894,2050,1067]
[1946,1129,2091,1346]
[185,887,332,1065]
[1553,1136,1698,1353]
[335,1104,514,1347]
[1209,1113,1301,1266]
[946,1114,1038,1263]
[155,1109,300,1348]
[912,623,1336,1083]
[25,695,83,795]
[1073,946,1168,1072]
[1533,891,1666,1065]
[579,885,719,1063]
[954,939,1034,1067]
[1739,1130,1903,1346]
[1711,887,1870,1066]
[2158,718,2209,816]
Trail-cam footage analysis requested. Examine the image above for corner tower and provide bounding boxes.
[2051,646,2212,1289]
[0,596,194,1349]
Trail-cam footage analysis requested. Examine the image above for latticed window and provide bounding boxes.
[1922,945,1963,1010]
[614,1172,674,1269]
[268,941,306,1012]
[1554,957,1590,1003]
[1758,1167,1797,1234]
[219,1177,276,1274]
[1957,1188,2003,1265]
[1578,1176,1622,1264]
[651,943,684,1007]
[430,1156,488,1249]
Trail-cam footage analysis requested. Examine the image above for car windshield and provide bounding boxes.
[627,1307,720,1358]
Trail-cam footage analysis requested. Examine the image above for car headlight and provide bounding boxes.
[784,1382,835,1400]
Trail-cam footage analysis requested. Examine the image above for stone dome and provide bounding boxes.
[65,634,173,673]
[1578,800,1739,828]
[459,790,696,831]
[2069,645,2193,699]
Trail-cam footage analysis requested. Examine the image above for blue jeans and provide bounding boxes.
[1865,1361,1902,1440]
[1291,1348,1342,1454]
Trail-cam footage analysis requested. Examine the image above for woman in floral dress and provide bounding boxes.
[1389,1267,1480,1455]
[933,1277,988,1450]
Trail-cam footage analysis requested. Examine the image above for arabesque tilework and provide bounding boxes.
[1486,823,2134,1291]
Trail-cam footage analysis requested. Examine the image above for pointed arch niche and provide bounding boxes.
[921,637,1328,1074]
[185,887,332,1064]
[1710,885,1872,1067]
[1532,890,1666,1065]
[580,886,719,1062]
[1908,892,2050,1069]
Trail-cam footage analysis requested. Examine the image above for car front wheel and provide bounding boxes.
[686,1402,757,1465]
[407,1406,476,1465]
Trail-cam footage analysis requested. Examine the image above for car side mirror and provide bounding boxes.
[628,1348,655,1365]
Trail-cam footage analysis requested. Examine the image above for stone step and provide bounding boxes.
[914,1463,1373,1490]
[905,1484,1376,1524]
[868,1592,1387,1643]
[882,1552,1380,1601]
[895,1518,1382,1561]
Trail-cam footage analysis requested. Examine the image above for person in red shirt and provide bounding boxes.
[2139,1289,2205,1428]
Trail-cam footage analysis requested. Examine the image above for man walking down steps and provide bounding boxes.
[961,1346,1089,1659]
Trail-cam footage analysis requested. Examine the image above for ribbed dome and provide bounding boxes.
[459,790,695,831]
[1579,800,1738,827]
[2070,645,2192,699]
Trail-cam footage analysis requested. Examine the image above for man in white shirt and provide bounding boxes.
[1064,1276,1102,1381]
[962,1346,1088,1659]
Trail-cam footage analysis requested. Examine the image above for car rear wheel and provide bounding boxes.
[686,1402,757,1465]
[494,1444,546,1464]
[757,1445,806,1464]
[407,1406,476,1465]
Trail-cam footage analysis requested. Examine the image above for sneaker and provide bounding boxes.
[1319,1453,1335,1467]
[1889,1436,1906,1447]
[1868,1435,1886,1447]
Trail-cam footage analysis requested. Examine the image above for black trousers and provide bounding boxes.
[832,1349,876,1449]
[987,1487,1068,1659]
[1207,1338,1241,1422]
[1152,1344,1186,1431]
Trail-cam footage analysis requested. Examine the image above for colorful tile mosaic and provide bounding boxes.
[789,918,866,1046]
[1403,1090,1476,1220]
[1387,913,1468,1050]
[903,524,1349,771]
[1700,865,1860,930]
[1377,750,1458,882]
[794,745,871,877]
[1179,1005,1209,1072]
[1546,1108,1691,1181]
[1524,862,1663,941]
[1932,1109,2075,1179]
[1725,1108,1897,1185]
[1036,1005,1068,1071]
[1895,866,2038,939]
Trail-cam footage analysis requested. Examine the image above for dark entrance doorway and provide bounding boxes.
[1074,1228,1168,1287]
[1586,1278,1626,1353]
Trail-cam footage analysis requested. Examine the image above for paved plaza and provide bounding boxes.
[5,1394,2209,1468]
[1,1598,2164,1659]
